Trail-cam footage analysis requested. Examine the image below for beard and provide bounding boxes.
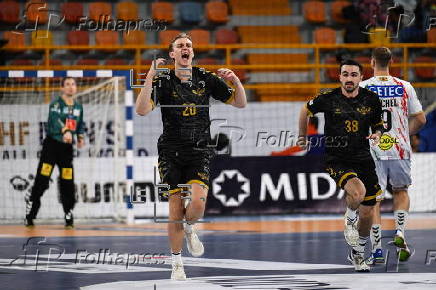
[343,82,357,93]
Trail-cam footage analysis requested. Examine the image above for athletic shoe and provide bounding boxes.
[394,230,411,261]
[25,216,34,228]
[171,262,187,280]
[185,226,204,257]
[347,250,370,272]
[344,215,359,247]
[371,249,385,264]
[65,213,74,229]
[393,230,406,248]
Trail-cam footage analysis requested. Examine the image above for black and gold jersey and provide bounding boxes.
[151,67,234,149]
[306,87,384,161]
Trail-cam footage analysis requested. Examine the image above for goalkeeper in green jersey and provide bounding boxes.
[25,77,85,229]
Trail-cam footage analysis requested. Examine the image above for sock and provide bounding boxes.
[172,252,182,264]
[352,236,368,256]
[345,207,358,222]
[370,224,382,251]
[184,222,193,234]
[394,210,408,234]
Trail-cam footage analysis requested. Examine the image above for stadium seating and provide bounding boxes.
[325,56,339,81]
[238,26,300,43]
[76,58,99,66]
[179,2,203,25]
[414,56,435,80]
[3,31,25,49]
[10,59,33,66]
[189,29,210,47]
[31,30,52,47]
[390,57,402,78]
[205,1,228,24]
[369,27,390,45]
[196,57,219,66]
[123,31,146,46]
[303,1,326,23]
[159,30,182,45]
[354,56,372,80]
[0,0,20,24]
[215,28,239,44]
[314,27,336,44]
[151,2,174,24]
[25,0,48,24]
[247,54,308,71]
[95,31,119,47]
[331,0,351,24]
[61,2,83,24]
[105,59,128,65]
[89,2,112,22]
[229,0,291,15]
[427,29,436,43]
[116,1,138,21]
[231,58,248,82]
[67,31,89,46]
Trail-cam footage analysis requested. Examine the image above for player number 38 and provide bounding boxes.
[345,120,359,132]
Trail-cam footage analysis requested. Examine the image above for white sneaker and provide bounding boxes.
[171,262,187,280]
[344,215,359,247]
[347,250,370,272]
[185,226,204,257]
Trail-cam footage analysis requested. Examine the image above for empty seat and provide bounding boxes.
[247,54,308,71]
[0,0,20,24]
[95,31,119,47]
[105,59,128,65]
[206,1,228,23]
[314,27,336,44]
[67,31,89,46]
[123,31,146,45]
[159,30,181,44]
[26,0,48,24]
[331,0,351,24]
[61,2,83,24]
[3,31,25,48]
[229,0,291,15]
[427,28,436,43]
[354,56,372,80]
[414,56,435,80]
[31,30,52,47]
[196,57,219,65]
[238,26,300,43]
[116,1,138,21]
[152,2,174,24]
[303,0,326,23]
[325,56,339,81]
[10,59,33,66]
[89,2,112,22]
[179,2,203,25]
[77,59,99,65]
[231,58,248,82]
[215,28,239,44]
[189,29,210,47]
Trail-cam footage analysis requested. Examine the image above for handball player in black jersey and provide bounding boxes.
[135,33,247,280]
[298,59,384,272]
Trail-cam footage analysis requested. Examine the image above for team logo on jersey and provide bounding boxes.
[367,85,404,98]
[357,106,371,115]
[334,108,341,114]
[192,87,206,96]
[378,133,399,150]
[378,76,389,81]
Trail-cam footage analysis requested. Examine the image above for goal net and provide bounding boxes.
[0,76,128,223]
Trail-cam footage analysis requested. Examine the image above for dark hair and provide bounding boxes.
[339,59,363,74]
[372,47,392,68]
[168,32,192,53]
[61,77,76,87]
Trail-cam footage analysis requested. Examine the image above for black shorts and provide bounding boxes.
[157,147,213,199]
[325,156,381,206]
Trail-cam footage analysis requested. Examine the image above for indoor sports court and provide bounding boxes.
[0,0,435,289]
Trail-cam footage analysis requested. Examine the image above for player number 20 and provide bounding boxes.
[345,120,359,132]
[182,103,197,116]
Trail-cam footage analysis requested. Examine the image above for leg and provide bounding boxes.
[370,160,386,261]
[26,138,55,224]
[57,144,75,227]
[343,177,366,246]
[168,192,187,280]
[185,183,208,223]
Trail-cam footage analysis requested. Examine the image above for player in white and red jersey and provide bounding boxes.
[360,47,426,263]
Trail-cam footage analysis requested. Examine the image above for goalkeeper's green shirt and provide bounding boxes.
[47,96,85,143]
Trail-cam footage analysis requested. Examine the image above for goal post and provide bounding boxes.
[0,70,135,223]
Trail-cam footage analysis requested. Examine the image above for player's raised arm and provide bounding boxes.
[217,68,247,108]
[135,58,165,116]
